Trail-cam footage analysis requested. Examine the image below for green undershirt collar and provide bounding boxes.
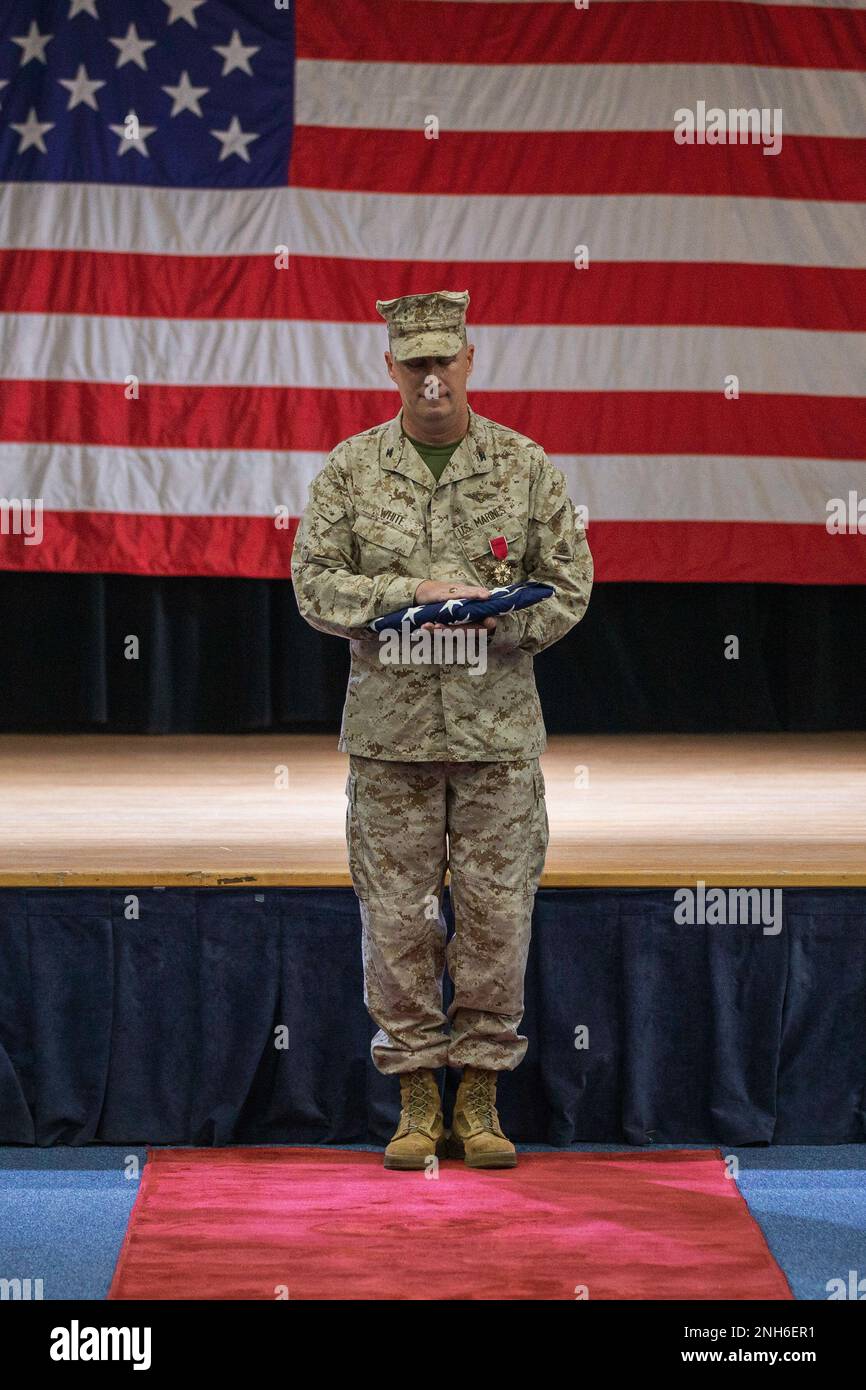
[403,428,466,482]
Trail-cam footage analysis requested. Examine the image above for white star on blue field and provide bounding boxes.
[0,0,294,186]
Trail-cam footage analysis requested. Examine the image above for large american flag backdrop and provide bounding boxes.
[0,0,863,582]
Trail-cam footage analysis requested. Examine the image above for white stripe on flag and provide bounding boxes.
[1,314,862,395]
[1,184,862,267]
[282,189,866,269]
[296,61,866,137]
[1,442,862,524]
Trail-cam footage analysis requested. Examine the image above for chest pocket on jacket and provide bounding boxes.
[352,512,422,561]
[457,510,526,563]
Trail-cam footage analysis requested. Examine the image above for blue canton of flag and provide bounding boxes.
[370,582,557,633]
[0,0,294,187]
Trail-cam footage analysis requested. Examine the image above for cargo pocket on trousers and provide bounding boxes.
[525,763,549,894]
[345,770,368,900]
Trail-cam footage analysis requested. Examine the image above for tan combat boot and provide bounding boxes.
[383,1069,448,1170]
[448,1065,517,1169]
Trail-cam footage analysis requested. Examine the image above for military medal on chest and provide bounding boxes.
[489,534,512,585]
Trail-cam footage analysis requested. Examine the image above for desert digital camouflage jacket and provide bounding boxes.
[291,404,593,761]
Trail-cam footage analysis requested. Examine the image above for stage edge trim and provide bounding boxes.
[0,871,864,888]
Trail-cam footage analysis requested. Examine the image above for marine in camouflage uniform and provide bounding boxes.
[292,290,593,1168]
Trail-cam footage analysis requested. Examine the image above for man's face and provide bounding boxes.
[385,343,474,434]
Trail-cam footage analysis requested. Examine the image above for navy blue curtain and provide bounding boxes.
[1,887,863,1147]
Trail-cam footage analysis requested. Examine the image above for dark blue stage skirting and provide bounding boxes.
[0,888,864,1148]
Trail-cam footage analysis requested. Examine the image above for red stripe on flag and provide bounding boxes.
[0,513,862,584]
[295,0,866,70]
[289,259,866,333]
[290,129,866,202]
[2,381,864,460]
[589,519,866,584]
[0,249,293,321]
[2,251,863,332]
[0,511,297,579]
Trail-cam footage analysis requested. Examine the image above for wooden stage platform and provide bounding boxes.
[0,732,864,887]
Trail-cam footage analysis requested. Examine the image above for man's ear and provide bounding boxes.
[465,343,474,378]
[384,350,396,384]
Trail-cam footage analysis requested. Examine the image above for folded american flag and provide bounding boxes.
[369,581,555,633]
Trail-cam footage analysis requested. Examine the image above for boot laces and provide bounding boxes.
[404,1072,435,1131]
[467,1071,499,1130]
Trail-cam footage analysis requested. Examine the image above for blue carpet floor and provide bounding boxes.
[1,1143,864,1300]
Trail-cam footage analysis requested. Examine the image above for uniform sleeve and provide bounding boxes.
[291,456,421,640]
[492,453,593,655]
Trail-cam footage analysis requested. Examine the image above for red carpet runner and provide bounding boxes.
[109,1147,792,1300]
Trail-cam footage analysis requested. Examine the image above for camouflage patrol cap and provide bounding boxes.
[375,290,470,362]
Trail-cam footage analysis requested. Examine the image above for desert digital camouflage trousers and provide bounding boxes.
[346,755,549,1074]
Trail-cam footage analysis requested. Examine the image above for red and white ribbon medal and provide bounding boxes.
[489,534,511,584]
